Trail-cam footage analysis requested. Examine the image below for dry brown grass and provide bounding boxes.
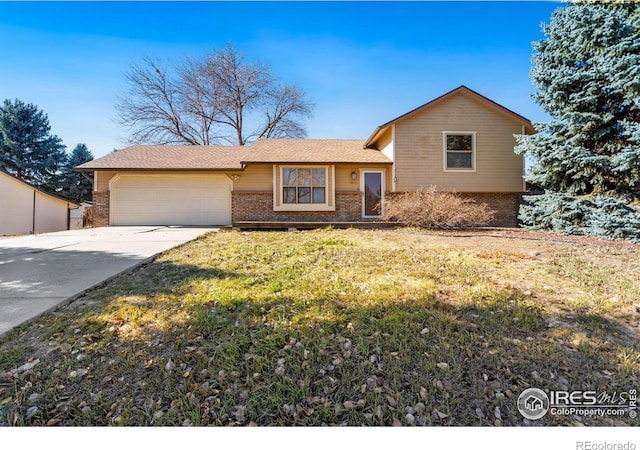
[0,228,638,426]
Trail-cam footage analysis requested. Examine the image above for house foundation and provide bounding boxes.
[460,192,520,227]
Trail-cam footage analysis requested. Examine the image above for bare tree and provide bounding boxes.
[116,45,314,146]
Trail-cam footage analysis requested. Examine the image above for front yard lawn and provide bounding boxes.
[1,228,638,426]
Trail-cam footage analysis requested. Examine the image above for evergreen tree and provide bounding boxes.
[60,143,94,202]
[515,3,640,242]
[0,99,67,193]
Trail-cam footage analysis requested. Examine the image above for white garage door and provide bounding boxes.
[110,174,232,226]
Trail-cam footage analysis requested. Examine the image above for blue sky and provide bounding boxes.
[0,1,561,158]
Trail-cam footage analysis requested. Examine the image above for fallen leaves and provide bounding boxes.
[232,405,246,423]
[342,399,366,411]
[24,406,38,420]
[15,359,40,374]
[0,229,638,426]
[274,358,286,376]
[68,368,88,380]
[385,395,397,407]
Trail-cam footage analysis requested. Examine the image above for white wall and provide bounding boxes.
[34,191,69,233]
[0,173,72,236]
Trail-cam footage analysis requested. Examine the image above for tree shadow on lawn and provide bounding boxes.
[2,256,638,427]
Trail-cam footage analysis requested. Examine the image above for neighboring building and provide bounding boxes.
[77,86,534,228]
[69,202,92,230]
[0,170,79,236]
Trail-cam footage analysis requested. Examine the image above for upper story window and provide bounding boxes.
[443,132,476,171]
[282,167,326,204]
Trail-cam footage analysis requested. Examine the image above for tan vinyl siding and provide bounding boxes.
[96,170,118,191]
[96,163,392,202]
[373,127,393,151]
[335,165,391,192]
[238,164,391,194]
[394,92,525,192]
[231,165,271,191]
[93,170,245,191]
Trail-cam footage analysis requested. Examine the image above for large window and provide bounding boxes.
[444,132,476,171]
[282,167,326,204]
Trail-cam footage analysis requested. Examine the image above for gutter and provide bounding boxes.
[363,126,384,149]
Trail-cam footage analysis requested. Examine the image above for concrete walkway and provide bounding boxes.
[0,226,215,336]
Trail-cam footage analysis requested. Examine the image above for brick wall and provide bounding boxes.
[232,191,363,222]
[459,192,520,227]
[92,190,110,227]
[92,187,518,227]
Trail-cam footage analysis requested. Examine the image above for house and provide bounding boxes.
[0,169,79,236]
[76,86,534,228]
[524,395,544,412]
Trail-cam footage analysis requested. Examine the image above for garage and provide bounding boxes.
[109,173,232,226]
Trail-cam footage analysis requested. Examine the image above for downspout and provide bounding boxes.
[391,124,396,192]
[522,125,526,192]
[32,190,36,234]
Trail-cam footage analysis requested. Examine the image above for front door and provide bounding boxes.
[362,171,384,218]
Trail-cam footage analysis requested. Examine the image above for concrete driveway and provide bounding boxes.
[0,226,215,336]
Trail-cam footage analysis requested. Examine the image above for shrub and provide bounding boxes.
[520,192,640,243]
[383,188,496,229]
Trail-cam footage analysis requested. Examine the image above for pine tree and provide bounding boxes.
[515,3,640,242]
[0,99,67,193]
[60,143,94,202]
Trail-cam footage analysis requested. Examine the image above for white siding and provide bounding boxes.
[0,173,71,236]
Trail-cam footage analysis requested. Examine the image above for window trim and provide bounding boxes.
[442,131,477,172]
[273,165,335,212]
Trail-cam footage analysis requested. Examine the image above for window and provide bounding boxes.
[274,165,335,212]
[282,167,326,204]
[444,132,476,171]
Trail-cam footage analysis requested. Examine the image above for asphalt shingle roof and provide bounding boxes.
[75,145,248,170]
[247,139,391,164]
[76,139,391,171]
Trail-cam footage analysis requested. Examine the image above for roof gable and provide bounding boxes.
[364,86,534,148]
